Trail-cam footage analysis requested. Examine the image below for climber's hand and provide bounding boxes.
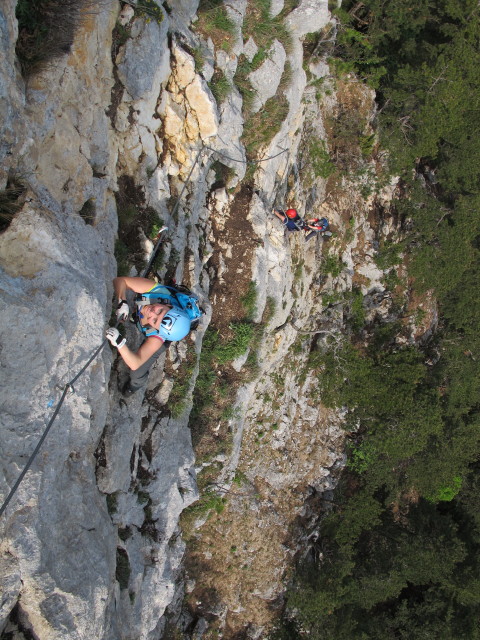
[116,299,129,322]
[106,327,126,349]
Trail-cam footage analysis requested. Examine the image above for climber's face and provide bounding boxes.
[142,304,168,330]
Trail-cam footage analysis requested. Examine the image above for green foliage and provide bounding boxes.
[374,240,403,270]
[322,253,344,277]
[149,220,165,240]
[359,132,375,158]
[135,0,164,22]
[346,440,376,473]
[233,55,257,116]
[209,70,232,104]
[263,296,276,323]
[115,548,131,590]
[242,94,290,156]
[241,281,258,320]
[183,491,226,522]
[15,0,95,76]
[114,239,130,277]
[213,322,254,364]
[243,0,292,56]
[168,356,196,419]
[283,5,480,634]
[347,288,366,332]
[195,0,236,52]
[192,47,205,73]
[0,180,26,232]
[308,137,335,179]
[428,476,462,503]
[106,492,118,515]
[115,176,161,274]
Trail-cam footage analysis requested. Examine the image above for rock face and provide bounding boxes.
[248,39,286,113]
[0,0,413,638]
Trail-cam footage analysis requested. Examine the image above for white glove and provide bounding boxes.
[116,299,129,322]
[106,327,126,349]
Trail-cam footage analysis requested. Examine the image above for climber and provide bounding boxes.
[106,276,192,396]
[304,216,330,241]
[273,208,307,232]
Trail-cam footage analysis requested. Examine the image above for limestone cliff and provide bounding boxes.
[0,0,412,638]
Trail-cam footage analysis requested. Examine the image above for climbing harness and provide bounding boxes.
[0,230,171,518]
[0,140,290,519]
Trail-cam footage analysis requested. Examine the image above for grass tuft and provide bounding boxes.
[0,180,26,233]
[242,94,289,157]
[15,0,98,77]
[209,69,232,105]
[195,0,236,53]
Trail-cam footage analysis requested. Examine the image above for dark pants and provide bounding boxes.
[128,340,170,391]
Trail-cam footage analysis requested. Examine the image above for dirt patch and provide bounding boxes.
[186,184,259,462]
[207,183,257,333]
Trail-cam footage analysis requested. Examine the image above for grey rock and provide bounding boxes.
[286,0,330,37]
[0,1,25,185]
[211,87,246,185]
[270,0,285,17]
[243,36,258,63]
[248,40,286,113]
[117,12,170,101]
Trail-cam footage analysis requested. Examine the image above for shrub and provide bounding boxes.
[15,0,97,77]
[242,95,289,156]
[213,322,254,364]
[0,180,26,233]
[115,548,131,590]
[241,281,258,320]
[308,137,335,179]
[323,253,345,277]
[209,70,232,105]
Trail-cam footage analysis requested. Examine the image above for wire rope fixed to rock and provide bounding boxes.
[0,140,286,519]
[203,144,288,166]
[0,150,209,519]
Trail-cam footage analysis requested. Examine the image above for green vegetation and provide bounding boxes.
[115,548,131,590]
[209,69,232,104]
[114,175,161,275]
[280,1,480,637]
[180,490,227,538]
[233,55,257,116]
[195,0,236,53]
[242,94,289,157]
[308,137,335,179]
[243,0,292,57]
[168,351,196,418]
[0,180,26,233]
[135,0,164,22]
[241,281,258,320]
[231,0,294,157]
[106,492,118,515]
[15,0,95,77]
[214,322,254,364]
[322,253,344,277]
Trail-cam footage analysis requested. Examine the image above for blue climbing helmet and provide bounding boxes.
[158,307,191,341]
[135,283,204,341]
